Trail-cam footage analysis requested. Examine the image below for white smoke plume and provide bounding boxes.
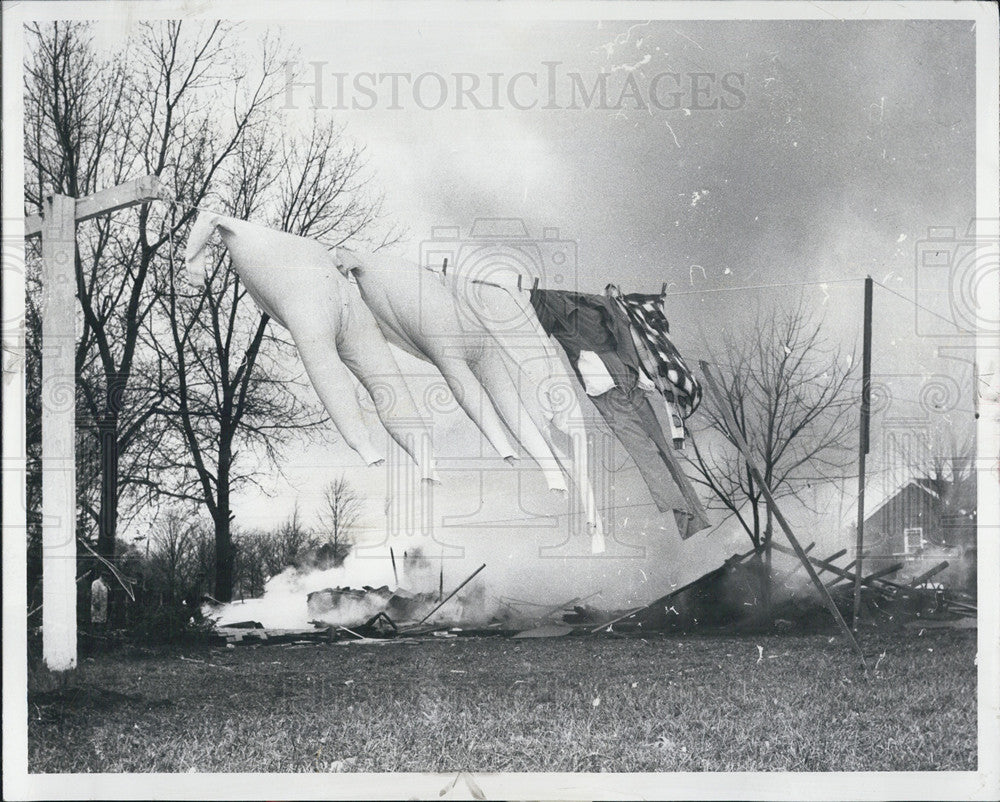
[206,545,494,630]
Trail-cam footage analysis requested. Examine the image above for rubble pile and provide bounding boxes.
[205,545,976,646]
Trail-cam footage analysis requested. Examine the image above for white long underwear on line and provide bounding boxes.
[184,212,436,481]
[440,272,605,553]
[337,250,568,494]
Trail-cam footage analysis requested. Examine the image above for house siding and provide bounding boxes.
[861,480,976,593]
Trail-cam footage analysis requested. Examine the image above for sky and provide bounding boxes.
[84,17,979,605]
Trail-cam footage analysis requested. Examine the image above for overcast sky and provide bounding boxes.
[83,17,979,602]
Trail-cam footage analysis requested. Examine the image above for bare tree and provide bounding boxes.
[24,22,146,557]
[275,118,404,249]
[230,506,322,597]
[145,508,200,603]
[144,116,393,600]
[318,476,362,569]
[22,21,288,564]
[894,419,977,547]
[24,23,398,603]
[687,305,856,581]
[263,504,320,575]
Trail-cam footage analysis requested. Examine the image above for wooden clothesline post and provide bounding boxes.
[25,175,171,677]
[852,276,874,629]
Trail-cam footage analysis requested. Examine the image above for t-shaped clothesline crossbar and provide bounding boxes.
[24,174,173,677]
[24,175,174,239]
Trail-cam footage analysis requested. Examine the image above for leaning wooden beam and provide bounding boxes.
[412,563,486,627]
[656,545,763,605]
[859,562,904,584]
[589,605,649,634]
[795,548,847,585]
[773,542,852,578]
[24,175,172,238]
[588,545,765,634]
[826,562,903,590]
[538,590,603,621]
[909,562,950,587]
[773,541,815,585]
[771,542,901,594]
[699,361,866,665]
[773,543,907,590]
[816,548,849,573]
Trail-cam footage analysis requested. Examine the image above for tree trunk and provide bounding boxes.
[214,509,233,603]
[97,375,125,623]
[762,507,774,616]
[97,393,121,560]
[214,438,234,601]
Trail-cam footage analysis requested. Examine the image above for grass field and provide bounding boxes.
[28,628,976,773]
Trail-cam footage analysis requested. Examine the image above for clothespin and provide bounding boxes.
[532,277,539,291]
[661,282,668,297]
[442,257,448,276]
[517,274,522,291]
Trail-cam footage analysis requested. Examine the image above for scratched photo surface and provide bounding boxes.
[6,4,997,799]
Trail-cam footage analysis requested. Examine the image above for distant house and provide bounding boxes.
[861,476,976,592]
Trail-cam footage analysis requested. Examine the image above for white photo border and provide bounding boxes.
[2,1,997,799]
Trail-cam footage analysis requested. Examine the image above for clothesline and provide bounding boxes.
[28,194,978,558]
[425,265,967,340]
[66,199,958,331]
[870,277,965,331]
[38,194,966,332]
[422,262,869,299]
[662,277,864,296]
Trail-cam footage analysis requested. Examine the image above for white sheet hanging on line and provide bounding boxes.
[340,250,569,495]
[437,267,606,553]
[184,212,436,480]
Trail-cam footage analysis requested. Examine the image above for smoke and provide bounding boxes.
[307,590,393,629]
[424,575,492,628]
[206,545,497,630]
[207,551,388,630]
[400,547,436,589]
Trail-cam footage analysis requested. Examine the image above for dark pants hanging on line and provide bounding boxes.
[589,386,710,539]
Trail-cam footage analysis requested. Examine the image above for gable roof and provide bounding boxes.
[864,479,940,523]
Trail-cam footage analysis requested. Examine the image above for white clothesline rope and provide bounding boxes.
[158,198,870,300]
[85,197,948,330]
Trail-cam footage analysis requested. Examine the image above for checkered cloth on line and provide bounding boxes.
[615,292,702,418]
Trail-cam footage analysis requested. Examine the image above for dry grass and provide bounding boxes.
[27,629,976,773]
